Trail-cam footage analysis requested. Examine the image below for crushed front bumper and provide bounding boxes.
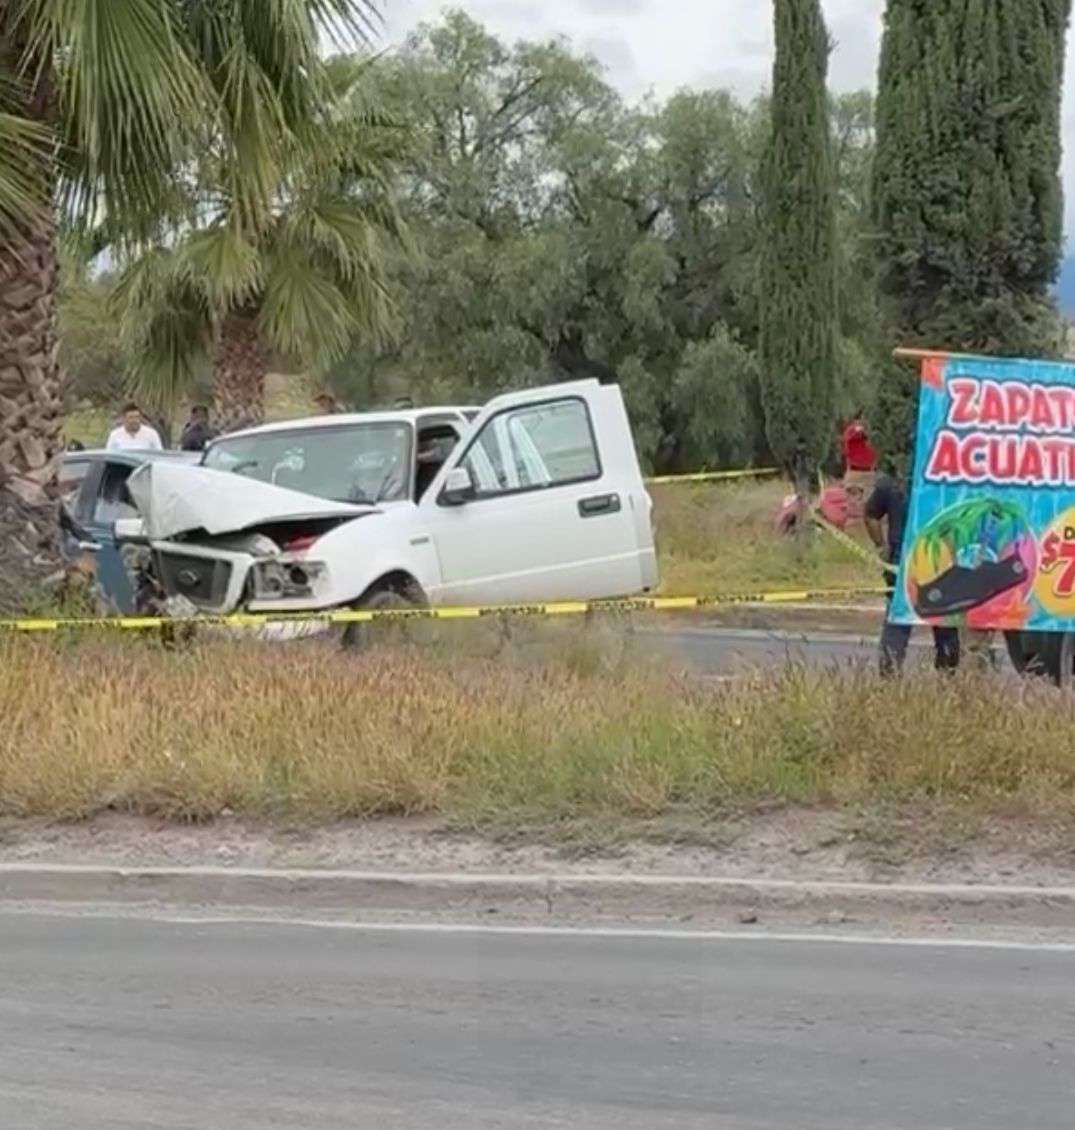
[150,543,253,614]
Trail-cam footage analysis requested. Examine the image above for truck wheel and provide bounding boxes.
[1005,631,1075,689]
[341,582,424,651]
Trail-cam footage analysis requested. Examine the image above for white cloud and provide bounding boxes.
[380,0,1075,240]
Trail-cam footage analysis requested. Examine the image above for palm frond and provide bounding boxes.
[312,54,412,170]
[258,244,358,365]
[245,1,382,66]
[181,223,263,308]
[280,191,384,273]
[0,67,51,236]
[111,244,179,316]
[259,241,395,366]
[112,245,212,410]
[0,110,50,237]
[194,22,291,228]
[174,1,383,228]
[278,57,412,265]
[128,298,212,412]
[15,1,382,238]
[104,19,402,383]
[19,0,209,230]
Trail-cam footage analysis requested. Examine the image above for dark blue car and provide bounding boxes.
[59,449,199,613]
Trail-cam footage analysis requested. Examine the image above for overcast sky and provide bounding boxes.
[380,0,1075,239]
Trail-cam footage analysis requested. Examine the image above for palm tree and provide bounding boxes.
[0,76,47,238]
[0,1,380,610]
[114,68,407,430]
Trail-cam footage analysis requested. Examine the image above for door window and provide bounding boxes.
[58,460,92,511]
[461,398,600,498]
[92,463,139,525]
[415,423,460,501]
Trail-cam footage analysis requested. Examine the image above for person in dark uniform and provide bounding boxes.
[179,405,215,452]
[865,472,961,676]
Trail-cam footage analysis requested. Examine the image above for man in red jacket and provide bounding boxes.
[843,415,877,471]
[842,414,878,522]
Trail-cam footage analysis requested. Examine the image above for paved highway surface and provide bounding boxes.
[639,624,1009,677]
[301,616,1010,677]
[2,912,1072,1129]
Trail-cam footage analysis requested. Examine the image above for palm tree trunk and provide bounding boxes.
[213,308,268,433]
[0,34,63,613]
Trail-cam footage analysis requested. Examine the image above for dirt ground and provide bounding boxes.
[3,806,1074,888]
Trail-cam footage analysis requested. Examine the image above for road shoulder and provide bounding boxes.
[3,810,1074,944]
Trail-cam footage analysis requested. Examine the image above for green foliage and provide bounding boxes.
[56,241,214,417]
[0,75,49,236]
[41,8,883,473]
[316,12,885,472]
[112,55,407,415]
[872,0,1071,472]
[57,270,128,410]
[758,0,839,488]
[110,247,215,414]
[832,91,886,422]
[669,329,758,470]
[3,2,380,240]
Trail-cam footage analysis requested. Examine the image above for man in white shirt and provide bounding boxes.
[106,403,164,452]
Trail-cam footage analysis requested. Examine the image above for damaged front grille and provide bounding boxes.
[155,552,234,609]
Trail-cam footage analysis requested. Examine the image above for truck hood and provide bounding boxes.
[127,461,375,540]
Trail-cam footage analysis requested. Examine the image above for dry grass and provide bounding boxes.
[3,633,1075,829]
[652,480,878,596]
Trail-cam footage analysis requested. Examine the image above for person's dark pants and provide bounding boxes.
[880,584,961,676]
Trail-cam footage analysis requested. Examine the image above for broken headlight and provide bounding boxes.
[251,558,327,600]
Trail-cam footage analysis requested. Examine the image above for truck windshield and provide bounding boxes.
[203,422,413,504]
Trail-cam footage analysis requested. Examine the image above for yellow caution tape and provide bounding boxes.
[648,469,897,579]
[811,513,898,577]
[0,586,890,634]
[646,468,780,485]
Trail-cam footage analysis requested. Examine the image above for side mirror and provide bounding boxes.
[114,517,147,542]
[439,465,475,507]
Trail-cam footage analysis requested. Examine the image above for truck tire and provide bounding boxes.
[1005,631,1075,689]
[341,581,425,651]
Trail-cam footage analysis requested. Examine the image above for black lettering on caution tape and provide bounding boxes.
[477,605,547,619]
[587,599,656,615]
[0,586,889,633]
[367,609,437,622]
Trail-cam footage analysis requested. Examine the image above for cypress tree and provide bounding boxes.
[872,0,1071,472]
[758,0,839,499]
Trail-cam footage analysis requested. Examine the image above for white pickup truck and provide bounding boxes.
[122,380,658,626]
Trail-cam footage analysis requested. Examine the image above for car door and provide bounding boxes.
[58,457,95,522]
[422,380,655,605]
[83,459,143,612]
[58,456,100,572]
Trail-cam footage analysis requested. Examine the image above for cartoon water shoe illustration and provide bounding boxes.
[907,499,1037,623]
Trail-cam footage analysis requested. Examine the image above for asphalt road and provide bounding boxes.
[288,616,1006,677]
[638,624,998,676]
[2,913,1073,1129]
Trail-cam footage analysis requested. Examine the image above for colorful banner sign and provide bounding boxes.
[891,352,1075,631]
